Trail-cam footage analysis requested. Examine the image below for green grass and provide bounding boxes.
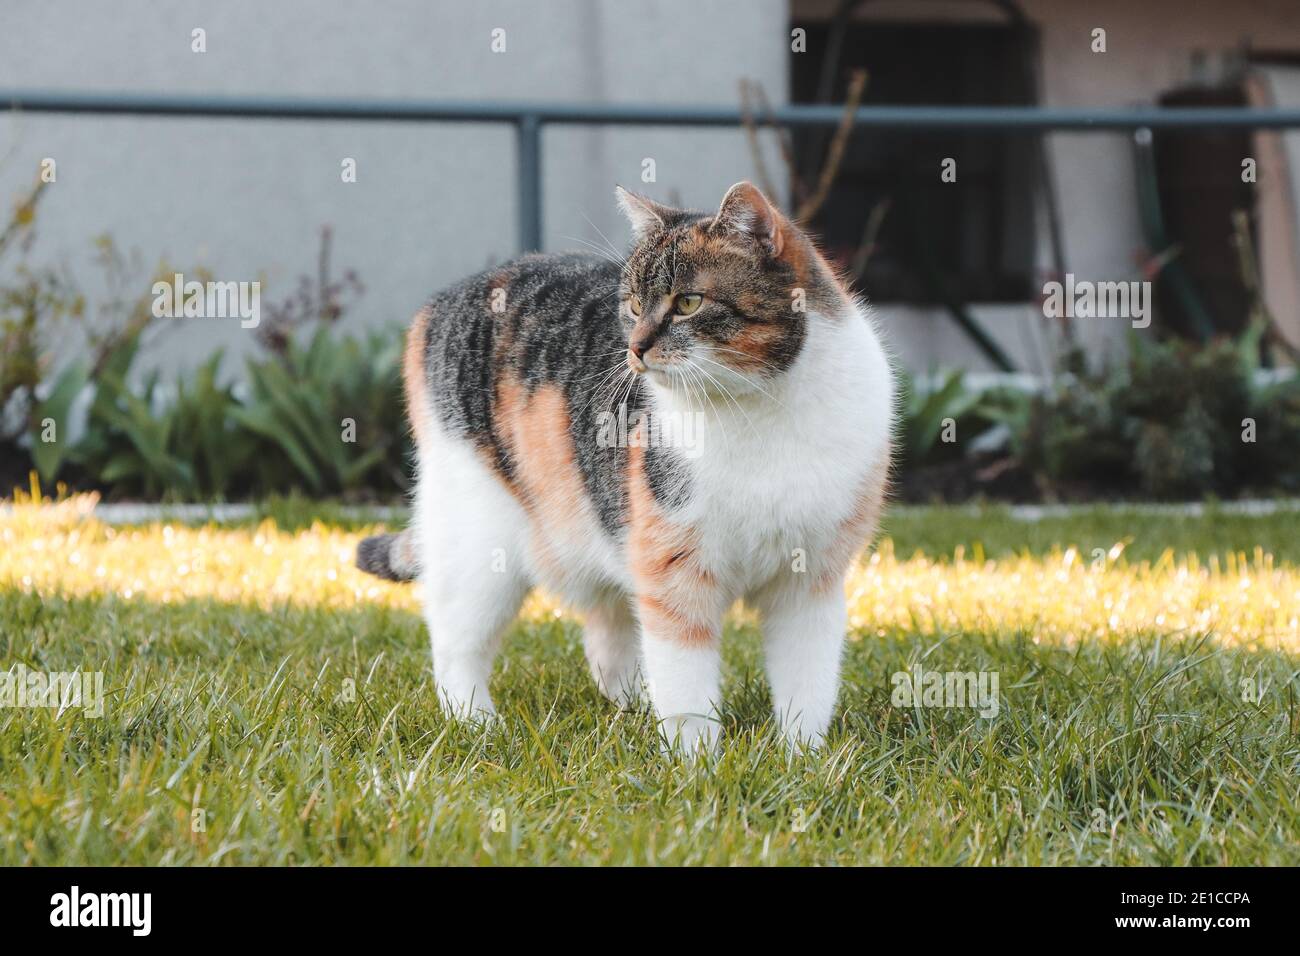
[883,503,1300,564]
[238,494,1300,564]
[2,503,1299,865]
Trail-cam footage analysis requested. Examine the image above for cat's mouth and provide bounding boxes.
[628,351,679,375]
[628,351,684,381]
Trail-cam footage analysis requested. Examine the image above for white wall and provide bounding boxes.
[14,0,1298,380]
[1,0,789,376]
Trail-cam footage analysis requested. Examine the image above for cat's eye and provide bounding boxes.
[674,293,703,316]
[628,296,642,317]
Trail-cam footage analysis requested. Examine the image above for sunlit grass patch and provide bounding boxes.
[848,540,1300,652]
[2,496,1299,865]
[5,497,1298,651]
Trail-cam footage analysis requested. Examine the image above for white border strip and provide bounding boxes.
[4,499,1299,526]
[894,500,1300,521]
[90,498,1300,525]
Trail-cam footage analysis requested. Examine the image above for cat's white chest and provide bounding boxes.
[688,414,873,594]
[660,307,893,597]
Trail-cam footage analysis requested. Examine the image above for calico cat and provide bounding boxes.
[357,182,893,751]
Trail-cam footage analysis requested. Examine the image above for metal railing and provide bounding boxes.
[7,89,1300,252]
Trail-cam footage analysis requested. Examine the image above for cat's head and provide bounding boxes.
[615,181,848,393]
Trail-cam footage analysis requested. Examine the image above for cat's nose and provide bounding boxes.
[629,341,647,359]
[627,346,648,373]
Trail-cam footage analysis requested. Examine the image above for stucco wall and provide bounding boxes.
[1,0,789,376]
[6,0,1300,378]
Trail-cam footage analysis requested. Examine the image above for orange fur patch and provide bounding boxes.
[495,376,591,534]
[726,322,786,371]
[490,375,611,585]
[626,442,718,646]
[403,305,435,451]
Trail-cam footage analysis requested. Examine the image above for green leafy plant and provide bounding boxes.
[0,180,86,485]
[896,368,982,469]
[1242,375,1300,493]
[233,326,406,495]
[28,360,89,483]
[1015,333,1270,498]
[79,367,196,498]
[1,216,410,501]
[170,352,257,496]
[8,208,1298,504]
[76,347,251,500]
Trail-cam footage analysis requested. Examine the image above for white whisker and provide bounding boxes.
[685,357,760,440]
[694,353,790,412]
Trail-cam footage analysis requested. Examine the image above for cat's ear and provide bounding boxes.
[615,186,672,239]
[711,181,784,257]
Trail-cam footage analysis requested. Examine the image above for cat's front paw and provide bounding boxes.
[771,707,834,754]
[779,724,826,755]
[657,714,720,759]
[590,664,648,710]
[436,688,499,726]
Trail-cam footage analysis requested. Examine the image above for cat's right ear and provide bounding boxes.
[711,181,784,257]
[615,186,672,239]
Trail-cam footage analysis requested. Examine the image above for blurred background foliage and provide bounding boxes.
[3,179,1300,504]
[1,183,409,501]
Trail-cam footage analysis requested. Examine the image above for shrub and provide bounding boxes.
[4,206,1297,503]
[0,181,87,485]
[233,326,406,496]
[895,368,984,470]
[1016,331,1288,498]
[1,215,409,501]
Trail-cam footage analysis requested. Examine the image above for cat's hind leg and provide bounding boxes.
[413,439,530,722]
[581,596,644,708]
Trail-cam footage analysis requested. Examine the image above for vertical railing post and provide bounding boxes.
[516,113,542,252]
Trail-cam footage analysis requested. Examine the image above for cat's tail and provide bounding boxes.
[355,528,420,582]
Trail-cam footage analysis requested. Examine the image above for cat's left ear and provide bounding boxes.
[711,181,785,257]
[615,186,674,239]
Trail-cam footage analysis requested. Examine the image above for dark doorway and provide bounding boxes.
[1151,84,1255,339]
[790,18,1040,304]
